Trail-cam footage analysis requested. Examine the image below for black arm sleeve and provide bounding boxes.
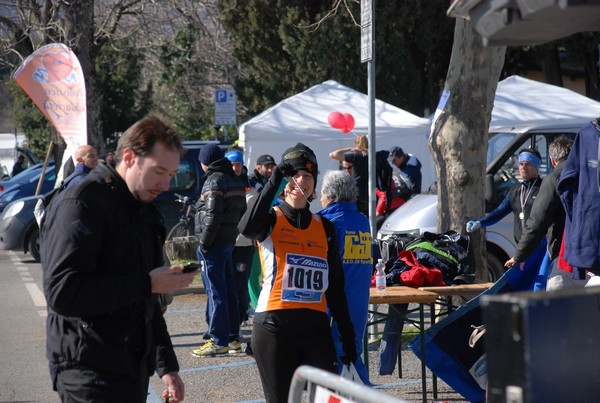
[238,165,286,242]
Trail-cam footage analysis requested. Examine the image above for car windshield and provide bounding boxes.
[487,132,517,165]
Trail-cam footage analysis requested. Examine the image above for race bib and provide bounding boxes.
[281,253,329,303]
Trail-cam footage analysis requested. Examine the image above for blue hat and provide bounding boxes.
[225,150,244,165]
[198,144,224,165]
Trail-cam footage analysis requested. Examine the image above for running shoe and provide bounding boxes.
[228,339,242,354]
[191,340,228,357]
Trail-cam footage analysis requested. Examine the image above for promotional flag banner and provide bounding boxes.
[13,43,87,181]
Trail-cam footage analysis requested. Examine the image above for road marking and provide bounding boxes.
[179,360,256,373]
[165,308,204,314]
[8,251,47,316]
[25,282,46,307]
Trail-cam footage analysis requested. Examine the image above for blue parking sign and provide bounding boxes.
[214,88,236,125]
[216,90,228,103]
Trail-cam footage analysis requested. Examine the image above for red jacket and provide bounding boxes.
[376,180,406,216]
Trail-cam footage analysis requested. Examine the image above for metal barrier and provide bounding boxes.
[288,365,407,403]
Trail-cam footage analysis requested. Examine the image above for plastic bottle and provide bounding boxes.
[375,258,386,292]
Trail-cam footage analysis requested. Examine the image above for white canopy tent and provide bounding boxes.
[491,75,600,132]
[238,80,434,198]
[239,76,600,208]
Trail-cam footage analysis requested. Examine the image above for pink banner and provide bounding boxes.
[13,43,87,149]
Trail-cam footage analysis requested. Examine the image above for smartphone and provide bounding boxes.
[182,262,200,273]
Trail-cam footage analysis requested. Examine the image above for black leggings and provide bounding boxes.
[252,316,337,403]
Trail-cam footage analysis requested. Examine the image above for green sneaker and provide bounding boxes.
[191,340,228,357]
[228,339,242,354]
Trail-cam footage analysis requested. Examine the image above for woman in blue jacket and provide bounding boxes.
[318,170,373,385]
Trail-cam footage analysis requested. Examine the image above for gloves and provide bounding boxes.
[340,335,357,365]
[276,161,296,179]
[466,220,481,233]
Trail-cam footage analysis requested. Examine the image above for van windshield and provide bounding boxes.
[487,132,516,166]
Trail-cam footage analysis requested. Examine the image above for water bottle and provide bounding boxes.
[375,258,386,292]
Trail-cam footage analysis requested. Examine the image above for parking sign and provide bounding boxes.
[214,89,237,125]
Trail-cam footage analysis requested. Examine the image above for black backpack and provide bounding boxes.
[404,231,471,284]
[36,171,85,230]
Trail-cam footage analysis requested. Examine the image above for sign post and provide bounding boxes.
[361,0,376,240]
[214,89,237,141]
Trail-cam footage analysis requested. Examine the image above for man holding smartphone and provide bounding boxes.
[41,116,196,403]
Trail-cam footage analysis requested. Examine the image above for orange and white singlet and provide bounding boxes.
[255,206,329,313]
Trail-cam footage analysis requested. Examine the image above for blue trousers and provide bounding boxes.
[199,244,240,346]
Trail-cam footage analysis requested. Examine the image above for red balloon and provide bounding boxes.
[328,112,346,130]
[343,113,355,132]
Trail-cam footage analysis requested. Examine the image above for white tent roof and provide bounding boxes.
[239,80,435,198]
[491,75,600,132]
[239,76,600,209]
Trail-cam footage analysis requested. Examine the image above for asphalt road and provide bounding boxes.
[0,249,467,403]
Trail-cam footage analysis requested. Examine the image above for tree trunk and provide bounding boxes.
[429,18,505,282]
[63,0,102,147]
[541,44,563,87]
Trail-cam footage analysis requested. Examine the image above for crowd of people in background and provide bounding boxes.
[37,111,600,403]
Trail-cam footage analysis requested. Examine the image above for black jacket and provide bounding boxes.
[41,162,177,385]
[248,169,269,192]
[515,161,566,261]
[194,158,247,250]
[238,165,355,346]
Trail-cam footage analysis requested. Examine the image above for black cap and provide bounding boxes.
[256,154,275,165]
[281,143,318,182]
[389,146,406,158]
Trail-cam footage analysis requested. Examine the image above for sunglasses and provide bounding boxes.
[282,150,318,165]
[342,166,353,171]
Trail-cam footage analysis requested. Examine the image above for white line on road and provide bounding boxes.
[25,282,46,307]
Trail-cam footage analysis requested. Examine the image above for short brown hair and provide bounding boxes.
[115,115,183,162]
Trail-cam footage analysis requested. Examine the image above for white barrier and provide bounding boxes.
[288,365,407,403]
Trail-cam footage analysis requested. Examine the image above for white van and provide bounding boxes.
[378,119,588,280]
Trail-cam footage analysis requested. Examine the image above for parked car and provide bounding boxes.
[0,146,39,181]
[0,162,56,212]
[0,141,224,262]
[378,121,582,281]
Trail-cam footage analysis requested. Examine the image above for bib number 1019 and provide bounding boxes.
[287,266,324,290]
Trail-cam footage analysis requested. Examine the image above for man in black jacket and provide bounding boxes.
[504,136,573,289]
[41,116,196,403]
[192,144,247,357]
[248,154,275,192]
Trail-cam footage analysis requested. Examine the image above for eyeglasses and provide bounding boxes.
[282,149,318,165]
